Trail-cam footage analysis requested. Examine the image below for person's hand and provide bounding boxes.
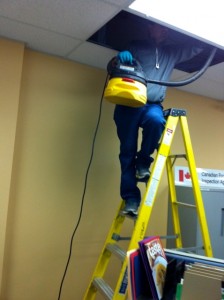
[117,51,133,64]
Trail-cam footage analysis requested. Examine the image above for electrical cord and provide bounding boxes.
[57,74,109,300]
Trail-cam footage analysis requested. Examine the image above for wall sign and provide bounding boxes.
[175,166,224,189]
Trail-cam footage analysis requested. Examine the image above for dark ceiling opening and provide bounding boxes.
[88,10,224,73]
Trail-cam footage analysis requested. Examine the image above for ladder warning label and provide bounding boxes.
[145,155,166,206]
[153,155,166,180]
[145,178,159,206]
[163,127,173,145]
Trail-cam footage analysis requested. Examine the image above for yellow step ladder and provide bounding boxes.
[83,108,213,300]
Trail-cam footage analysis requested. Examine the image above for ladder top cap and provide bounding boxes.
[164,108,187,117]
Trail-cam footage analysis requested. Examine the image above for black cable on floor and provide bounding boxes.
[57,74,109,300]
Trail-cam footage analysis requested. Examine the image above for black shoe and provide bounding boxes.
[121,200,139,216]
[136,165,150,182]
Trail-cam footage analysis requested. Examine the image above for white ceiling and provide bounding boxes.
[0,0,223,101]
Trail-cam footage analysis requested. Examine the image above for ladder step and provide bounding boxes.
[92,277,113,300]
[112,234,179,242]
[174,245,204,252]
[174,201,196,208]
[169,154,187,159]
[160,234,179,240]
[106,243,126,261]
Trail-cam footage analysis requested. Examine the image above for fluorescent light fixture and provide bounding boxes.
[129,0,224,49]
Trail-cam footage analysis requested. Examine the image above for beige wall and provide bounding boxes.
[0,39,24,297]
[0,37,224,300]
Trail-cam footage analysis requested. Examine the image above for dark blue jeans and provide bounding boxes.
[114,103,166,203]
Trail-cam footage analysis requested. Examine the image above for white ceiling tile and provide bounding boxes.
[0,17,81,57]
[0,0,120,39]
[67,42,117,69]
[169,67,224,100]
[102,0,134,6]
[203,62,224,83]
[170,69,188,80]
[172,63,224,85]
[176,76,224,100]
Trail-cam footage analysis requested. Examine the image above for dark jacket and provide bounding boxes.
[128,40,202,103]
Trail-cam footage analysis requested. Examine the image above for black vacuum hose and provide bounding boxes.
[146,47,217,87]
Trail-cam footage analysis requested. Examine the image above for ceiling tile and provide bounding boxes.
[169,68,224,100]
[203,62,224,84]
[170,69,188,80]
[67,41,116,69]
[176,76,224,100]
[0,0,121,39]
[103,0,134,6]
[0,17,81,57]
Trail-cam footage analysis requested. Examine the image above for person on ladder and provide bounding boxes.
[114,22,204,216]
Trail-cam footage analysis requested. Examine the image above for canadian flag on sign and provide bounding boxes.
[175,167,192,185]
[178,169,191,182]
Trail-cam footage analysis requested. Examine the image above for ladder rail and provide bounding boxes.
[179,116,213,257]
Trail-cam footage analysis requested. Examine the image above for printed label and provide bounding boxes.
[153,155,166,180]
[145,178,159,207]
[119,65,135,72]
[163,127,173,146]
